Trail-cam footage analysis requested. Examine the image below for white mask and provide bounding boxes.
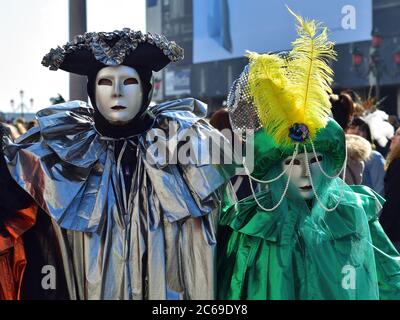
[281,152,323,200]
[95,65,143,125]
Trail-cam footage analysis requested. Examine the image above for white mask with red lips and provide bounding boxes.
[95,65,143,126]
[281,152,323,200]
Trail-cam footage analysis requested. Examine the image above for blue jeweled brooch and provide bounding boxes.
[288,123,309,142]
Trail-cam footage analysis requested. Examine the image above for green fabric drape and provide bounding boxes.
[218,120,400,300]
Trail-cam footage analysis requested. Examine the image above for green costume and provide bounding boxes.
[218,10,400,300]
[218,126,400,300]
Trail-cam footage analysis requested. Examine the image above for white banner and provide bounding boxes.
[193,0,372,63]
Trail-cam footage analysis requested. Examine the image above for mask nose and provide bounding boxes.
[301,162,310,177]
[112,80,123,98]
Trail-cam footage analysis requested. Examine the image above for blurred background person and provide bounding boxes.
[389,115,400,131]
[26,120,38,131]
[330,92,372,186]
[209,108,252,200]
[330,92,354,131]
[0,112,19,141]
[347,117,386,196]
[345,133,372,185]
[13,118,27,137]
[379,127,400,251]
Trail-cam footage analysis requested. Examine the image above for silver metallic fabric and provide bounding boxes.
[3,98,236,300]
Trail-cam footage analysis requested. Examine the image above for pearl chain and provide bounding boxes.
[248,144,299,212]
[244,143,300,184]
[244,140,349,213]
[304,145,346,212]
[310,139,347,179]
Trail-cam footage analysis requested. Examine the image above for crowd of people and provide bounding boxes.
[327,91,400,250]
[0,112,37,140]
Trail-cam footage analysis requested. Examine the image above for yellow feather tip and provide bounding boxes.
[248,7,337,146]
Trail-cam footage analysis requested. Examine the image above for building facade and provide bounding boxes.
[147,0,400,116]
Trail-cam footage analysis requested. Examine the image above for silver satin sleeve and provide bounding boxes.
[3,99,237,299]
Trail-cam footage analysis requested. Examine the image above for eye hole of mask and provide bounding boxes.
[124,78,138,85]
[285,158,301,165]
[98,78,112,86]
[310,155,323,164]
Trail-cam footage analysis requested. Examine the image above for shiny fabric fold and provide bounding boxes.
[218,185,400,300]
[0,204,37,300]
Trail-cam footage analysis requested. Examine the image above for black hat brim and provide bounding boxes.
[60,42,172,76]
[42,30,184,76]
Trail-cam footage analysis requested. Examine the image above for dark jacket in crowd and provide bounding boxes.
[380,159,400,242]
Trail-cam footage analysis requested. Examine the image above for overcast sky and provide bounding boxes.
[0,0,146,113]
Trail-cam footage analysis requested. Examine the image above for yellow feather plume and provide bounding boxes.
[247,7,337,146]
[247,51,299,145]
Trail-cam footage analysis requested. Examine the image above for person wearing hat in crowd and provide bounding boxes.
[0,29,236,299]
[218,10,400,300]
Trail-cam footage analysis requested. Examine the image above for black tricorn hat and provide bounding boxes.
[42,28,184,75]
